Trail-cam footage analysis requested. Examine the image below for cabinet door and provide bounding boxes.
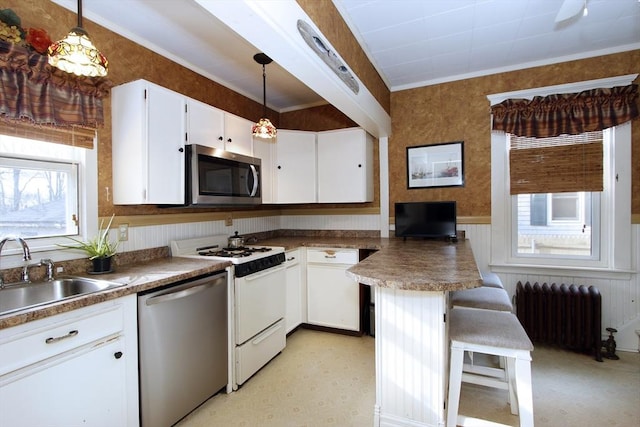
[0,337,128,427]
[224,114,253,156]
[187,98,224,149]
[285,249,303,333]
[112,79,185,205]
[253,136,275,204]
[275,130,316,203]
[307,249,359,331]
[317,128,373,202]
[146,84,186,204]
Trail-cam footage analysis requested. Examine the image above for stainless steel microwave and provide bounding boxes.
[185,144,261,206]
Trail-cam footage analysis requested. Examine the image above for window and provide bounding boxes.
[491,124,631,271]
[489,75,634,272]
[0,135,97,268]
[0,156,79,238]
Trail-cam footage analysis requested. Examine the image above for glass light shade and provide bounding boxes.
[47,27,108,77]
[252,117,277,139]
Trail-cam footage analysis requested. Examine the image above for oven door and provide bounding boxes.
[235,264,286,345]
[187,144,261,206]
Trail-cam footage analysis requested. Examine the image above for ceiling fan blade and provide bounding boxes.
[555,0,585,23]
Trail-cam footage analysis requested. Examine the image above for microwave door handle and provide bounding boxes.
[248,165,258,196]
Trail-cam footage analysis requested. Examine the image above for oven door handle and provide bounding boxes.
[242,264,285,281]
[145,282,215,306]
[247,165,258,197]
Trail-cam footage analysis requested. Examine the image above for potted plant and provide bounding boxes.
[59,214,119,273]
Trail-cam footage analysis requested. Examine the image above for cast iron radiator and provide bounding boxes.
[515,281,602,361]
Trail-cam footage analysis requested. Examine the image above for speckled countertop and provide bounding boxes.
[260,236,483,291]
[1,236,482,330]
[0,257,230,330]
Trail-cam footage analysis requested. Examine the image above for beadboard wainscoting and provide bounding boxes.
[106,217,640,352]
[459,223,640,352]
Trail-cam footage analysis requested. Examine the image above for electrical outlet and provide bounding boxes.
[225,215,233,226]
[118,223,129,241]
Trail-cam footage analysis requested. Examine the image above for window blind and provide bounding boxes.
[509,131,603,195]
[0,120,95,149]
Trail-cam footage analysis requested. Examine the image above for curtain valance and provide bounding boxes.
[490,84,638,138]
[0,40,112,135]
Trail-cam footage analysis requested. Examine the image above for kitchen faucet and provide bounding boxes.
[0,236,32,287]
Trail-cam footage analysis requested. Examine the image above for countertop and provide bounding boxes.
[260,236,483,291]
[0,257,231,330]
[1,236,482,330]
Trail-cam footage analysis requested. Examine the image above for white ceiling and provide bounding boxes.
[51,0,640,112]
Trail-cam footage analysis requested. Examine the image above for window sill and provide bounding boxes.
[489,263,634,281]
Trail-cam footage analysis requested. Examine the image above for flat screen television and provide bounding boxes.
[395,201,457,239]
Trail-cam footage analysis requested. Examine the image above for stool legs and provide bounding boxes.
[513,352,533,426]
[447,343,533,427]
[447,344,465,427]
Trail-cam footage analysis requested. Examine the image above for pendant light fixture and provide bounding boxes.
[252,53,277,139]
[47,0,108,77]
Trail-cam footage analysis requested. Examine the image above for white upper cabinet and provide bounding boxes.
[223,114,254,156]
[186,98,225,149]
[252,136,275,204]
[317,128,374,203]
[112,79,186,205]
[273,130,317,204]
[187,99,253,156]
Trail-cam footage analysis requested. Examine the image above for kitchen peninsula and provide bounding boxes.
[347,238,482,427]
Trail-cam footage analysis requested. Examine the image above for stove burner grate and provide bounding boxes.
[197,246,273,258]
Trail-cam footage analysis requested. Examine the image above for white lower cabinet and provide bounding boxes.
[0,296,139,427]
[285,249,304,334]
[306,248,360,331]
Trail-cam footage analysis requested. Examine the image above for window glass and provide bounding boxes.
[0,156,79,238]
[515,191,596,258]
[0,134,90,255]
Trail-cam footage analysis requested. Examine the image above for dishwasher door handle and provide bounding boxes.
[145,282,215,306]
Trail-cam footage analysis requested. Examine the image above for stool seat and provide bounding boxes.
[481,271,504,289]
[447,308,534,427]
[450,308,533,351]
[450,286,513,312]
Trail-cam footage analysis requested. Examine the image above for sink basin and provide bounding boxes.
[0,277,125,317]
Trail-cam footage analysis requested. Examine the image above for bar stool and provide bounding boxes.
[481,271,504,289]
[447,308,534,427]
[450,286,513,312]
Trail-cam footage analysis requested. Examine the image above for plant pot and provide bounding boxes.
[91,256,113,274]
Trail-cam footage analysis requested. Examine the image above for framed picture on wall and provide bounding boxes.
[406,141,464,188]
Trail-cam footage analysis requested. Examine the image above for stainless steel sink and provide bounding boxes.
[0,277,125,317]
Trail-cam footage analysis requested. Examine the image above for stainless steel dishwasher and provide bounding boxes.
[137,271,228,427]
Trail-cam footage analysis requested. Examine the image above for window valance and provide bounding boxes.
[0,39,112,144]
[490,84,638,138]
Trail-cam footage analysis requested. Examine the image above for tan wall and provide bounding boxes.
[10,0,373,219]
[9,2,638,221]
[390,50,640,218]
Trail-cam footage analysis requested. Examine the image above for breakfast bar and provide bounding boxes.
[347,239,482,427]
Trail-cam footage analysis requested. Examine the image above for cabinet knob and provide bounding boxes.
[227,138,232,143]
[277,165,282,169]
[178,147,184,153]
[358,164,362,167]
[218,136,223,141]
[114,351,123,359]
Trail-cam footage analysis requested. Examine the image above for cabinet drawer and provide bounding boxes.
[0,301,125,376]
[307,248,358,265]
[285,249,301,266]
